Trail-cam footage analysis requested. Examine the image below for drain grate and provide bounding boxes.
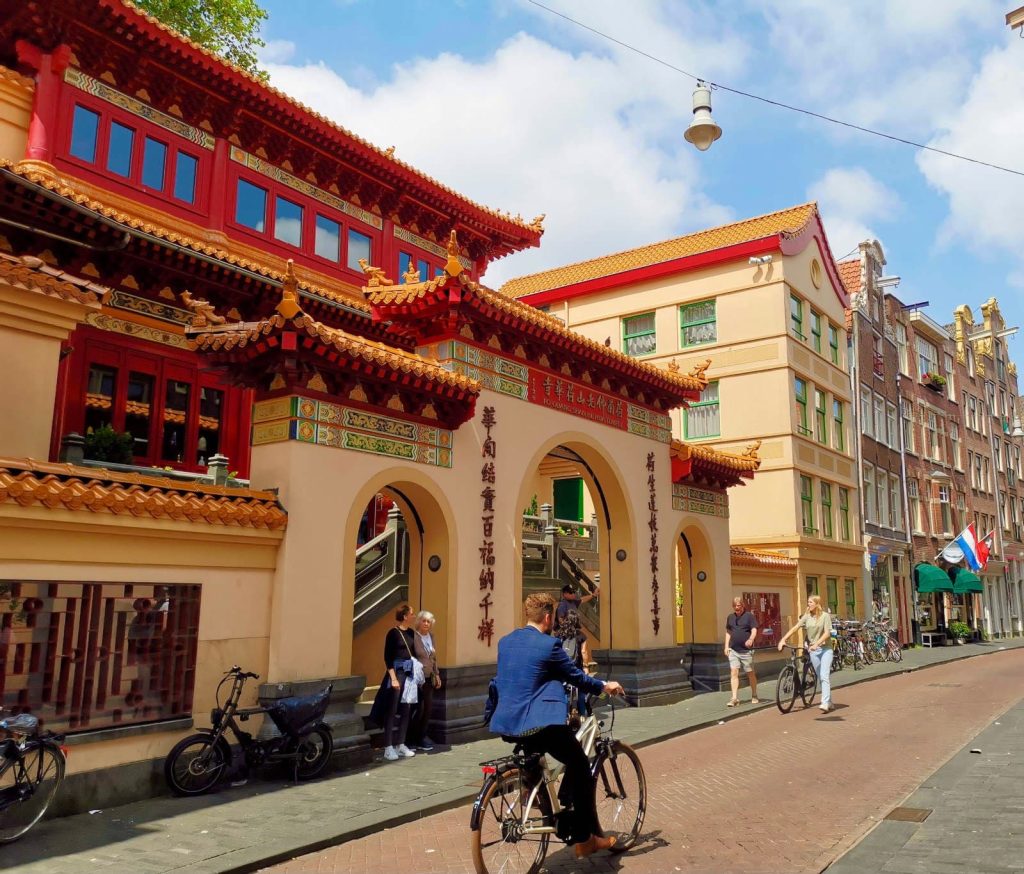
[885,807,932,822]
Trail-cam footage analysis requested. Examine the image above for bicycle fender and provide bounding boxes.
[469,775,497,831]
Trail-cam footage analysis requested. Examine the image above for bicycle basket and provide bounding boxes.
[266,686,331,737]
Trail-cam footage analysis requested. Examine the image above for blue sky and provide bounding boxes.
[258,0,1024,338]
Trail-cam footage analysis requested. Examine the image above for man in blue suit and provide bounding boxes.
[490,592,624,858]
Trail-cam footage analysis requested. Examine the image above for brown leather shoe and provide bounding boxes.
[575,834,617,858]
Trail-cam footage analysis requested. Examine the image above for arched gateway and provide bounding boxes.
[189,247,759,755]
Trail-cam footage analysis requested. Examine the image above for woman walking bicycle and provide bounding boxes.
[778,595,835,713]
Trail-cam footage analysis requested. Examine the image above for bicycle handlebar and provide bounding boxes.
[225,665,260,680]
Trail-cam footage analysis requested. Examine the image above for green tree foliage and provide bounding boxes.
[134,0,269,79]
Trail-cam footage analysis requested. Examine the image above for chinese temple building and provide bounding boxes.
[0,0,764,811]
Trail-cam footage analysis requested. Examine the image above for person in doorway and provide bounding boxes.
[724,596,759,706]
[490,593,624,858]
[778,594,834,713]
[555,583,599,630]
[408,610,441,752]
[369,604,422,761]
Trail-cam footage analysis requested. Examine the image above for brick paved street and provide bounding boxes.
[263,648,1024,874]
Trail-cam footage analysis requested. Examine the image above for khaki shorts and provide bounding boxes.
[727,649,754,672]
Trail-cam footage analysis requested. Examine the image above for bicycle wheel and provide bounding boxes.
[164,734,231,796]
[594,740,646,851]
[888,639,903,662]
[294,726,333,780]
[853,643,864,671]
[831,642,844,673]
[471,768,550,874]
[800,661,818,707]
[0,741,66,843]
[775,664,797,713]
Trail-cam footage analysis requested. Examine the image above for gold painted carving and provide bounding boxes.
[277,259,303,319]
[180,291,226,327]
[688,359,711,380]
[402,261,421,284]
[358,259,393,287]
[444,230,464,277]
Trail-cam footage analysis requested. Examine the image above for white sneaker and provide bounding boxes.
[383,746,399,761]
[397,744,416,758]
[819,703,831,712]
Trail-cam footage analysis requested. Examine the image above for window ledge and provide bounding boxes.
[65,716,193,747]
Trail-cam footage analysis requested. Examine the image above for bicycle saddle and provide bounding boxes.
[0,713,39,735]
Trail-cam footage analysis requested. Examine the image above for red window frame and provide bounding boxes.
[57,88,210,218]
[60,327,252,477]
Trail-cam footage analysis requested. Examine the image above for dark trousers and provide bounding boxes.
[521,725,598,844]
[383,687,411,748]
[408,677,435,745]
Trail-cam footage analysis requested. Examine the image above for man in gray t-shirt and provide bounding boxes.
[724,597,759,706]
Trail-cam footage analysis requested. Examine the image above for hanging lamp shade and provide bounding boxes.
[684,81,722,152]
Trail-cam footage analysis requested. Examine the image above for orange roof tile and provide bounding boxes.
[670,439,762,474]
[0,458,287,530]
[837,258,861,295]
[500,203,819,299]
[0,252,106,306]
[364,269,708,395]
[730,546,797,571]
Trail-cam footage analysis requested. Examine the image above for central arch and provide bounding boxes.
[513,431,638,651]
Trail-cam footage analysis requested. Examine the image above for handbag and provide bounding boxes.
[397,630,424,704]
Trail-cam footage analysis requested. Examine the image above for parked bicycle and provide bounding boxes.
[0,709,67,843]
[164,665,334,796]
[470,692,646,874]
[775,644,818,713]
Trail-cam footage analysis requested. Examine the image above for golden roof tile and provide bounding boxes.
[0,64,34,91]
[837,258,861,295]
[0,252,106,306]
[501,203,819,299]
[364,268,708,394]
[0,457,287,530]
[110,1,539,235]
[729,546,797,570]
[670,439,762,473]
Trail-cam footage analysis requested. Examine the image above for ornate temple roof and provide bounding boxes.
[0,251,107,306]
[670,439,761,489]
[729,546,797,571]
[0,458,287,530]
[501,203,819,300]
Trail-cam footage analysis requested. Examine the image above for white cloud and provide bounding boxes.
[261,39,296,64]
[263,22,746,285]
[807,167,901,258]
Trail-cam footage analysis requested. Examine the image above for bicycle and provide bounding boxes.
[470,692,646,874]
[0,710,67,843]
[164,666,333,796]
[775,644,818,713]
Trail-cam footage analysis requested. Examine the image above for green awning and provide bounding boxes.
[951,568,984,594]
[915,563,954,593]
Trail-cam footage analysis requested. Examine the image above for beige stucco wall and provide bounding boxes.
[0,68,31,164]
[0,511,280,776]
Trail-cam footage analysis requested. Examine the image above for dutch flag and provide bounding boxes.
[941,523,990,571]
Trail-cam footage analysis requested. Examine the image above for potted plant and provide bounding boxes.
[948,620,971,644]
[84,425,135,464]
[922,372,947,391]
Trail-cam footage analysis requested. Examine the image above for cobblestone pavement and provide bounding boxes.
[264,648,1024,874]
[3,640,1022,874]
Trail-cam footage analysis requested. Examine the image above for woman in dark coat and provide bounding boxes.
[369,604,419,761]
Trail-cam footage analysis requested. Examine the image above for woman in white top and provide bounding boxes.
[777,595,834,712]
[409,610,442,751]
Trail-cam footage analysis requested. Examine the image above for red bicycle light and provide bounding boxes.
[481,765,496,775]
[60,746,70,757]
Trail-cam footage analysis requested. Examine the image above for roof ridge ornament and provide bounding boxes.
[688,358,711,380]
[742,439,762,459]
[180,290,227,328]
[358,258,394,287]
[668,358,680,373]
[445,230,464,277]
[402,261,422,285]
[276,259,303,319]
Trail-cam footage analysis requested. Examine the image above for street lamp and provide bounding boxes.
[683,81,722,152]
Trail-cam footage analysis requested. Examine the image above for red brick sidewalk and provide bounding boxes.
[264,649,1024,873]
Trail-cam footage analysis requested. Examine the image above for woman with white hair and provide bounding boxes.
[408,610,442,751]
[777,594,834,713]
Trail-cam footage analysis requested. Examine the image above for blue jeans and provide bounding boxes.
[809,647,834,708]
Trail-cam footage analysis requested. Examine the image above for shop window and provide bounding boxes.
[141,136,167,191]
[274,196,304,247]
[235,179,267,232]
[684,381,719,439]
[174,152,198,204]
[315,215,341,262]
[70,105,100,162]
[679,300,716,347]
[124,372,155,460]
[622,312,656,357]
[107,121,134,177]
[826,577,839,614]
[347,229,372,272]
[805,575,819,597]
[844,579,857,616]
[161,379,192,463]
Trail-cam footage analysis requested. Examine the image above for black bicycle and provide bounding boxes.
[164,666,334,796]
[0,710,67,843]
[775,645,818,713]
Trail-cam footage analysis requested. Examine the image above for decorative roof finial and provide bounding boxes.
[180,291,226,328]
[358,258,394,287]
[276,259,302,319]
[402,259,421,285]
[667,359,680,373]
[384,145,396,158]
[444,230,463,277]
[529,214,546,233]
[742,439,762,458]
[688,358,711,381]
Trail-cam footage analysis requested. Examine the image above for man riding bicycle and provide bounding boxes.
[488,593,624,859]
